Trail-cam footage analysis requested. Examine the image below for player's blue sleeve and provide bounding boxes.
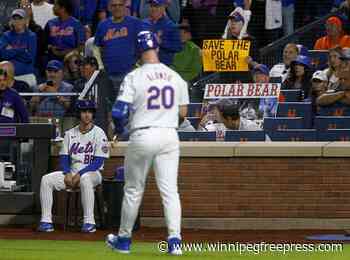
[112,100,130,135]
[59,155,71,175]
[78,156,105,176]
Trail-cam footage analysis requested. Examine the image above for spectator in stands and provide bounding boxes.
[270,43,299,82]
[308,70,328,115]
[314,16,350,50]
[72,56,114,135]
[143,0,182,65]
[94,0,144,96]
[282,55,313,100]
[317,67,350,107]
[45,0,85,61]
[324,46,343,90]
[0,66,29,123]
[0,9,37,89]
[19,1,46,80]
[0,61,31,102]
[30,0,56,29]
[199,100,261,132]
[222,10,257,60]
[251,64,278,118]
[31,60,73,117]
[63,50,82,85]
[171,24,202,100]
[139,0,181,23]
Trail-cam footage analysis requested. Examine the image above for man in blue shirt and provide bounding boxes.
[94,0,144,96]
[0,67,29,123]
[45,0,85,61]
[143,0,182,66]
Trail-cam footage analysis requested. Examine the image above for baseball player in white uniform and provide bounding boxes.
[106,31,189,255]
[37,100,109,233]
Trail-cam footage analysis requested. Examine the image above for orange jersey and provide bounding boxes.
[314,35,350,50]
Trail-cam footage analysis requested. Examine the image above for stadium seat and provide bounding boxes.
[269,129,317,141]
[318,129,350,141]
[277,102,312,128]
[186,117,200,129]
[178,131,216,141]
[308,50,329,70]
[263,117,304,133]
[187,103,202,117]
[314,116,350,131]
[279,90,302,102]
[224,130,266,142]
[318,103,350,116]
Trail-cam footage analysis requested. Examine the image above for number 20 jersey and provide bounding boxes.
[117,63,190,130]
[60,125,110,174]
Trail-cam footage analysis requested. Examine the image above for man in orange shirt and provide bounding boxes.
[314,16,350,50]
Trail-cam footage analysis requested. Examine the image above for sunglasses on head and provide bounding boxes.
[0,69,8,78]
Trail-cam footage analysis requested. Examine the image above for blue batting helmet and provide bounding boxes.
[291,55,311,69]
[76,99,96,112]
[136,31,158,53]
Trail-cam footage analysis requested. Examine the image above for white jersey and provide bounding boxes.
[270,63,289,83]
[117,63,189,130]
[59,125,110,174]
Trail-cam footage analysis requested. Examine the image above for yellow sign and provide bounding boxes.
[202,39,251,72]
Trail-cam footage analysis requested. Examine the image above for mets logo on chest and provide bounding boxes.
[69,141,94,155]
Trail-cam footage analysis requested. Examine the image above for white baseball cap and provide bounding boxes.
[312,70,327,82]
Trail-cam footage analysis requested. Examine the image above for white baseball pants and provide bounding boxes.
[40,171,102,224]
[118,128,182,239]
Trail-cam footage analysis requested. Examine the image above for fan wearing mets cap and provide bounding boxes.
[37,99,109,233]
[106,31,189,255]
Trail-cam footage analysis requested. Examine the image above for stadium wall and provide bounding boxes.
[49,142,350,230]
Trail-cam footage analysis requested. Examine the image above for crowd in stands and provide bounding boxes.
[0,0,350,141]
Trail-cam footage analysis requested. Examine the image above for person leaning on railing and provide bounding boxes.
[316,67,350,107]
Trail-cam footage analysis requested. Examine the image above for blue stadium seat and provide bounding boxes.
[277,102,312,128]
[318,129,350,141]
[318,103,350,116]
[263,117,304,133]
[308,50,329,70]
[269,129,317,141]
[187,103,202,117]
[178,131,216,141]
[279,90,301,102]
[224,130,266,142]
[314,116,350,131]
[186,117,200,129]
